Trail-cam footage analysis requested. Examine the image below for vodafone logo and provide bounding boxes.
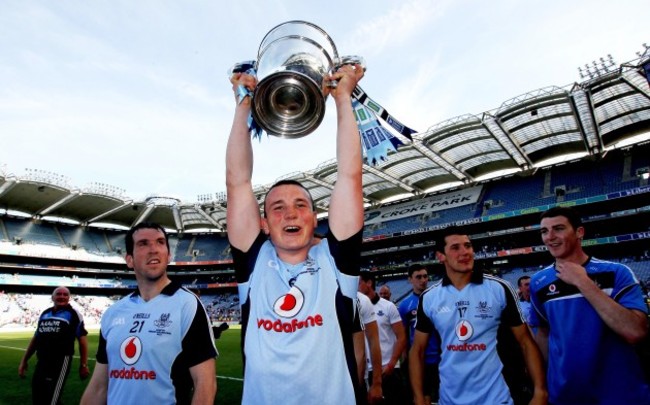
[455,320,474,341]
[120,336,142,365]
[546,283,559,296]
[273,286,304,318]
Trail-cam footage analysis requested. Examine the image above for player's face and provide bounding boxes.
[437,234,474,275]
[262,184,317,263]
[379,286,391,300]
[126,228,170,282]
[409,269,429,294]
[540,215,584,260]
[52,287,70,308]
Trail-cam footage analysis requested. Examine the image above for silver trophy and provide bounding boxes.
[235,20,364,138]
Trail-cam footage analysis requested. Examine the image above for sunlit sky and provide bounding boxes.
[1,0,648,202]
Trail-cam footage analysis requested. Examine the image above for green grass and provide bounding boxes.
[0,328,243,404]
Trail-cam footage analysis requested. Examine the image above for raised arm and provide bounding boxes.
[327,65,365,240]
[226,73,262,251]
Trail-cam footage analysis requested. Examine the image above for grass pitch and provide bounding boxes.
[0,328,243,404]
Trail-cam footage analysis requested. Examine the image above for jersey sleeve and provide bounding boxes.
[358,293,376,325]
[398,299,410,331]
[96,329,108,364]
[387,301,402,325]
[181,298,218,367]
[614,264,649,314]
[231,231,267,283]
[528,276,548,327]
[326,229,362,277]
[499,280,524,328]
[414,293,434,334]
[73,308,89,338]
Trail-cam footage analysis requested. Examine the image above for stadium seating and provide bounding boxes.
[2,142,650,330]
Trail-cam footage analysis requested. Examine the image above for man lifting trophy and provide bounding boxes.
[226,20,420,403]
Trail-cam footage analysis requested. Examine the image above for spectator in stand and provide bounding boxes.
[18,286,89,405]
[359,272,407,405]
[530,206,650,404]
[409,226,547,405]
[398,264,440,405]
[379,285,392,301]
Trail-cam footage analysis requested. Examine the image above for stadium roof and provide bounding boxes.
[2,53,650,233]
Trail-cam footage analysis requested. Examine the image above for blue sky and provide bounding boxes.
[1,0,648,201]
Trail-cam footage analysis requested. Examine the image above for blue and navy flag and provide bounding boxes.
[353,99,406,166]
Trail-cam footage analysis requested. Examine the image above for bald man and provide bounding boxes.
[19,286,89,404]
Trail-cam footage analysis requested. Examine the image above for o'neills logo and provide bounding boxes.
[257,315,323,333]
[109,366,156,380]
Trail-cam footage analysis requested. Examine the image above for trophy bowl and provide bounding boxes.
[253,20,339,139]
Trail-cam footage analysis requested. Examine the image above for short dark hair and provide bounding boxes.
[359,272,376,290]
[263,179,314,217]
[407,263,428,277]
[125,222,170,256]
[540,206,583,230]
[517,275,531,287]
[435,226,467,254]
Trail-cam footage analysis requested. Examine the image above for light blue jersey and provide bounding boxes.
[234,231,361,405]
[97,282,217,405]
[416,271,522,405]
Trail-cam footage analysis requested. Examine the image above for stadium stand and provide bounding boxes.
[1,45,650,331]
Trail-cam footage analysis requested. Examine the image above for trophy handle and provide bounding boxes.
[328,55,366,88]
[227,60,258,78]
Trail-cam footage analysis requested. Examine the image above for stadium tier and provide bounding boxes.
[1,143,649,300]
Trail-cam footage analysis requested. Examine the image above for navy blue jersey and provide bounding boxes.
[96,282,217,405]
[34,304,87,360]
[530,257,650,405]
[398,291,440,365]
